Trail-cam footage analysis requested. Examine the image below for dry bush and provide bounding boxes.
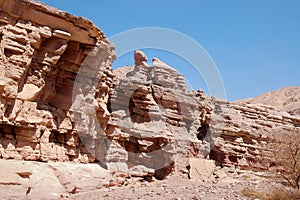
[268,128,300,189]
[263,187,300,200]
[244,128,300,199]
[242,187,265,199]
[242,187,300,200]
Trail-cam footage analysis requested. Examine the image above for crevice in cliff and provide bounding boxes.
[0,124,16,140]
[129,89,151,123]
[119,136,169,154]
[197,120,209,141]
[209,147,225,167]
[49,130,64,144]
[4,48,23,57]
[154,162,174,180]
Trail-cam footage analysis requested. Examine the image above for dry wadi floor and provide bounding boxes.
[68,170,273,200]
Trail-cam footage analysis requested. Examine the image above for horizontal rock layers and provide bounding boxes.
[0,0,299,192]
[210,99,300,170]
[0,0,115,163]
[106,54,213,179]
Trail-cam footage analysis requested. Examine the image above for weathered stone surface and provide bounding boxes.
[0,1,300,199]
[209,101,300,170]
[0,159,112,199]
[0,0,104,44]
[188,158,216,182]
[134,50,148,66]
[107,50,213,179]
[0,0,115,163]
[106,50,300,179]
[152,57,186,91]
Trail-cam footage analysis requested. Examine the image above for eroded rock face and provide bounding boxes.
[0,2,300,198]
[0,159,112,199]
[108,52,300,177]
[0,0,115,163]
[134,50,148,66]
[209,100,300,170]
[105,55,213,179]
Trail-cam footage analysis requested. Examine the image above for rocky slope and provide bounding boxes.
[236,86,300,116]
[0,1,300,199]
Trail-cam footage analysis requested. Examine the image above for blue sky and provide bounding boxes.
[39,0,300,101]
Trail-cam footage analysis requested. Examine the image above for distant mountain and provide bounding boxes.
[236,86,300,116]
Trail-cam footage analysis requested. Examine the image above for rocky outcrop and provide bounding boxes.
[0,159,112,199]
[236,86,300,116]
[105,52,213,180]
[0,0,115,163]
[134,50,148,66]
[109,54,300,176]
[209,100,300,170]
[0,1,300,199]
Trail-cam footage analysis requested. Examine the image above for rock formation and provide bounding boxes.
[110,55,300,175]
[0,0,300,199]
[209,100,300,170]
[0,0,115,163]
[134,50,148,66]
[106,52,213,180]
[110,60,300,175]
[0,159,112,199]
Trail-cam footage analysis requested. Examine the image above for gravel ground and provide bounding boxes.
[66,171,272,200]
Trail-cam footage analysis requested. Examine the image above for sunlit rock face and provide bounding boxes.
[210,100,300,170]
[106,50,213,179]
[0,0,115,163]
[109,50,300,178]
[0,0,300,186]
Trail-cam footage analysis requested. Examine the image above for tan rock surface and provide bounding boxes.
[236,86,300,116]
[0,159,112,199]
[189,158,216,182]
[0,1,300,199]
[209,100,300,170]
[134,50,148,66]
[108,52,212,179]
[0,0,115,163]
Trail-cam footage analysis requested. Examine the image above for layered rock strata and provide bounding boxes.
[210,100,300,170]
[0,0,300,192]
[110,52,300,176]
[0,0,115,163]
[102,51,213,179]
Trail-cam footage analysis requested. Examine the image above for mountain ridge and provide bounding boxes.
[236,86,300,116]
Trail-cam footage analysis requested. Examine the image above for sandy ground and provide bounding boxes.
[67,170,271,200]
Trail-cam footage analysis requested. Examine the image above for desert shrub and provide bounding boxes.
[242,187,300,200]
[242,187,265,199]
[267,128,300,189]
[243,128,300,199]
[263,188,300,200]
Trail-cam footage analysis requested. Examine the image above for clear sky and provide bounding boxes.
[39,0,300,101]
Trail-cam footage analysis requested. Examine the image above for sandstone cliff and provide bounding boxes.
[0,0,115,163]
[112,62,300,175]
[107,53,213,179]
[0,0,300,199]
